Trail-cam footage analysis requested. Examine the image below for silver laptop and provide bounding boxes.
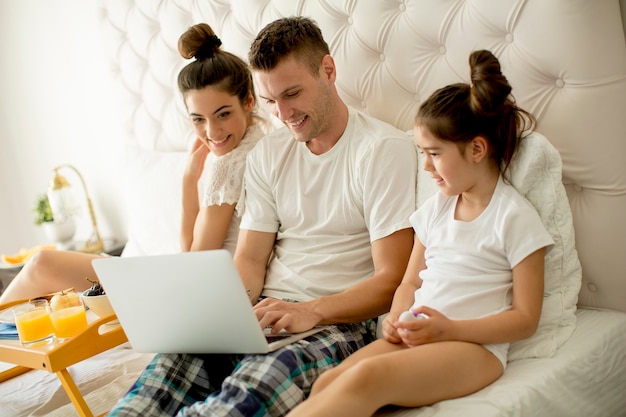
[91,250,324,354]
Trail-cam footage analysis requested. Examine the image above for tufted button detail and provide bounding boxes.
[555,78,565,88]
[399,3,406,12]
[587,283,598,293]
[361,101,367,108]
[574,184,583,192]
[379,53,386,62]
[347,16,353,25]
[505,33,514,43]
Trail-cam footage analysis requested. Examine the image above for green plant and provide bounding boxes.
[34,194,54,225]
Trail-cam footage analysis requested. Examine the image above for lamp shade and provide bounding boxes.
[47,164,104,254]
[48,171,78,220]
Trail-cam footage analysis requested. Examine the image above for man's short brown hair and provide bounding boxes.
[248,16,330,76]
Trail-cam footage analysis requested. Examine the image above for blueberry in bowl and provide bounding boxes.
[82,277,116,319]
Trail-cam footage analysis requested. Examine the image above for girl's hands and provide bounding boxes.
[393,306,451,348]
[185,137,211,182]
[381,312,403,343]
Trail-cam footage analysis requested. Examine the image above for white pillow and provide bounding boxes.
[506,132,581,360]
[414,131,582,360]
[120,145,187,257]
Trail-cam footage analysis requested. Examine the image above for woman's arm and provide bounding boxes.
[180,138,209,251]
[187,204,235,251]
[180,138,237,252]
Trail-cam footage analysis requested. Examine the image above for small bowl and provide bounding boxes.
[81,291,116,319]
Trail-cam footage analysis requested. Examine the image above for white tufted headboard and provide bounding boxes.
[99,0,626,313]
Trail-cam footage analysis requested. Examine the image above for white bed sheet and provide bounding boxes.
[0,343,154,417]
[1,308,624,417]
[377,308,626,417]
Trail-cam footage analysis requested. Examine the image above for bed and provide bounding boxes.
[1,0,626,416]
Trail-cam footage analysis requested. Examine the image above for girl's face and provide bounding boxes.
[185,87,254,157]
[413,124,476,196]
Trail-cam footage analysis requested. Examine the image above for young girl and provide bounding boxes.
[286,50,554,417]
[0,23,267,302]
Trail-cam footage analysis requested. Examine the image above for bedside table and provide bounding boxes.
[101,239,126,257]
[72,238,126,256]
[0,268,22,297]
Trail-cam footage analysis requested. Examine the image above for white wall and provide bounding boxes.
[0,0,128,255]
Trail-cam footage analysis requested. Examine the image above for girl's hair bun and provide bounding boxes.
[469,50,512,117]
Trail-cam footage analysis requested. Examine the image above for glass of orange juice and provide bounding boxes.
[49,289,88,340]
[13,298,56,346]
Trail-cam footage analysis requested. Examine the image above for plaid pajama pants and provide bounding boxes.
[107,322,376,417]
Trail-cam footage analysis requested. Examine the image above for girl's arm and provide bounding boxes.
[452,247,545,344]
[397,248,546,346]
[382,235,425,343]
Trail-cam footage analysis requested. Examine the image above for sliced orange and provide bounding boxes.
[2,244,57,265]
[1,253,25,264]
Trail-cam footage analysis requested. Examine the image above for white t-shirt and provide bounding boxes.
[240,108,418,301]
[201,124,265,255]
[410,177,554,365]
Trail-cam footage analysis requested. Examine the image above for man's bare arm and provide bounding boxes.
[255,228,414,333]
[311,227,414,323]
[233,229,276,303]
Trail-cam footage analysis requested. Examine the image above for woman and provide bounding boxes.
[0,23,268,303]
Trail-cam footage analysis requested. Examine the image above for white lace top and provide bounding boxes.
[202,123,265,207]
[201,123,265,254]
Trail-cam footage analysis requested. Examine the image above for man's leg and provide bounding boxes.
[108,353,241,417]
[179,323,376,417]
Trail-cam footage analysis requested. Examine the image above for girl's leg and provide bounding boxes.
[288,341,503,417]
[310,338,404,395]
[0,250,103,302]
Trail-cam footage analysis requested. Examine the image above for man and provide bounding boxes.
[109,16,417,417]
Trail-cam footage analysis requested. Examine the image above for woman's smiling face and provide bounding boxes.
[185,86,253,157]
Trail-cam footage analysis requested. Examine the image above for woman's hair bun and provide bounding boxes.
[194,34,222,60]
[178,23,222,60]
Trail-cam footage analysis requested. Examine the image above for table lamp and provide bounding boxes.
[48,164,104,254]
